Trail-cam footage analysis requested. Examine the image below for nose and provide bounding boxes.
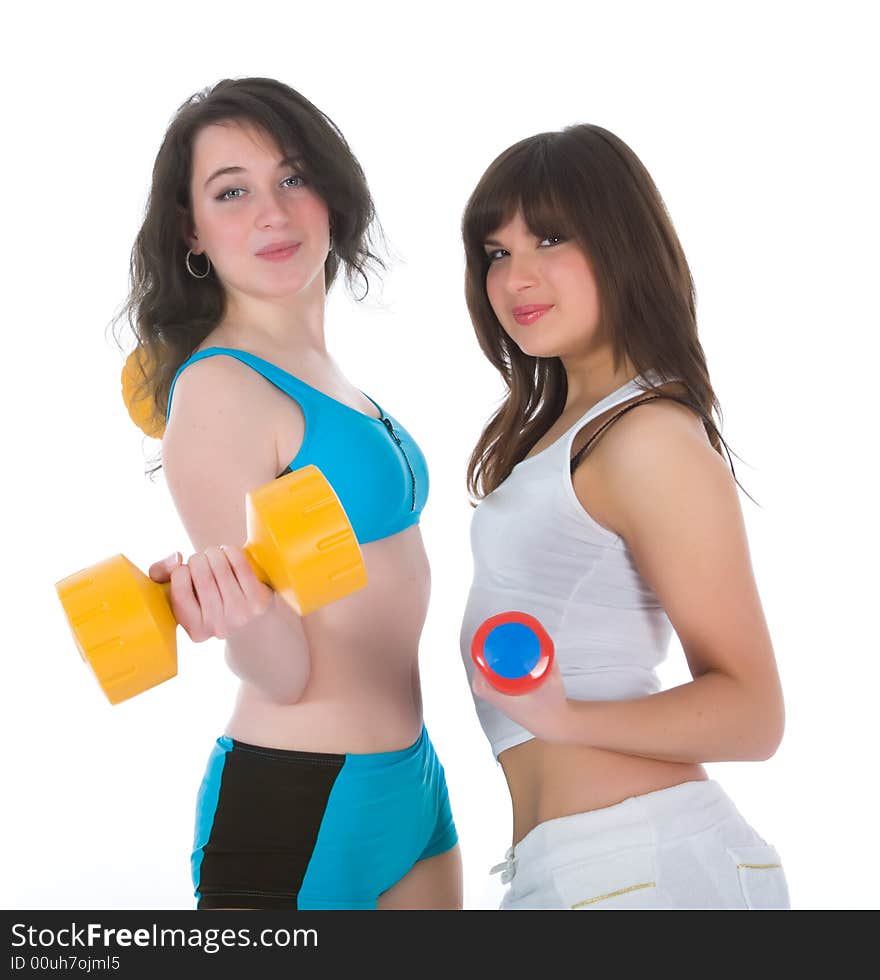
[253,188,290,228]
[502,251,539,292]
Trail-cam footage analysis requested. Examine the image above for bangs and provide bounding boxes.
[463,135,582,253]
[219,116,306,174]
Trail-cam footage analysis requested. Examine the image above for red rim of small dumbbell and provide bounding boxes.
[471,610,555,696]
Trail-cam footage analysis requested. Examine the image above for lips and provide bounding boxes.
[256,240,300,259]
[512,304,553,326]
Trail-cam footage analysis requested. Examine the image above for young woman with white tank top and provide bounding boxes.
[458,124,791,909]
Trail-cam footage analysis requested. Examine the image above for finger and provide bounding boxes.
[471,670,491,700]
[168,564,208,641]
[203,546,253,632]
[219,545,273,617]
[186,552,226,638]
[148,551,181,583]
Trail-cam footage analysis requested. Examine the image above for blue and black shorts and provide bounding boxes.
[191,725,458,909]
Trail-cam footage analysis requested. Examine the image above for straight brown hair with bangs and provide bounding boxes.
[462,123,746,502]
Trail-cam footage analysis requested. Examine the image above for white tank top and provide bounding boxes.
[459,370,676,759]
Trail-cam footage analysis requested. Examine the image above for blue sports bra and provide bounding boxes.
[165,346,429,544]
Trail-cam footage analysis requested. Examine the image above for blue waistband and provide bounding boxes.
[220,724,429,771]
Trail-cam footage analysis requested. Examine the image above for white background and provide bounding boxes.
[4,0,878,911]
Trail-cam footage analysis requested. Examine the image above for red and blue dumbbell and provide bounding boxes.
[471,611,555,695]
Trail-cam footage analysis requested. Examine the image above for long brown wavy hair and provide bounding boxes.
[463,123,749,503]
[112,76,385,462]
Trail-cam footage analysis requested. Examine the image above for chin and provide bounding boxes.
[262,267,321,294]
[515,338,566,360]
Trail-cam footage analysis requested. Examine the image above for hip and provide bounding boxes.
[494,778,789,910]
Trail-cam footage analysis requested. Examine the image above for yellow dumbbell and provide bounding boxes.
[55,465,367,705]
[121,346,166,439]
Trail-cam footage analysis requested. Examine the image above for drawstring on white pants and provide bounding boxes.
[490,846,516,884]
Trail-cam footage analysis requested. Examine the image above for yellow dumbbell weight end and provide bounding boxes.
[56,465,367,704]
[246,465,368,615]
[56,555,179,705]
[121,348,165,439]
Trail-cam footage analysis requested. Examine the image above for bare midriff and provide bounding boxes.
[500,739,708,846]
[225,523,430,754]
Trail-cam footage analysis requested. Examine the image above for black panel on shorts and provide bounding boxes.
[196,740,345,910]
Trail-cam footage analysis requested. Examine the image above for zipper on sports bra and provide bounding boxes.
[381,417,416,511]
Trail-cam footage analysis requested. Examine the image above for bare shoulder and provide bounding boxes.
[574,397,733,539]
[160,357,290,546]
[164,353,304,477]
[601,396,711,456]
[166,353,272,425]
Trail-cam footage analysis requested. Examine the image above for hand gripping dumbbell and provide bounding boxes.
[471,611,555,695]
[55,465,367,705]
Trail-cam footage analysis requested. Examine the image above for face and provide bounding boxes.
[186,121,331,303]
[483,210,605,361]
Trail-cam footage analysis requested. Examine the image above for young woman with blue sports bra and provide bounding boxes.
[459,124,791,909]
[118,77,460,910]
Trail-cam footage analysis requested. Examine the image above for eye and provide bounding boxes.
[215,174,306,202]
[485,248,508,263]
[539,235,564,247]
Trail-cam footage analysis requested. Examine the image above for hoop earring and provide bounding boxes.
[186,249,211,279]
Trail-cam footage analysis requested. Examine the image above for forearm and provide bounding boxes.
[560,670,785,763]
[223,594,311,704]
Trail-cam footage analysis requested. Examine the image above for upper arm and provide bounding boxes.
[576,401,781,694]
[161,356,301,552]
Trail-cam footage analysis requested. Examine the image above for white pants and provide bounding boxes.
[494,779,790,910]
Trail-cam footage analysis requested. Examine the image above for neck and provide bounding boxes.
[216,276,328,356]
[561,348,639,412]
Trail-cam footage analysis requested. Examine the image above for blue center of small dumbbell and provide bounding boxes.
[484,622,541,679]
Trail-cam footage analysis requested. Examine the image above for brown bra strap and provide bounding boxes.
[569,394,710,475]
